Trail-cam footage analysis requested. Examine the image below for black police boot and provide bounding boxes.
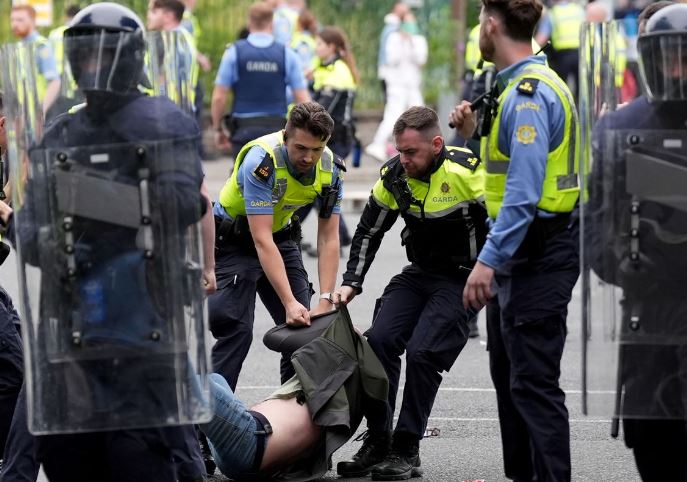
[337,430,392,477]
[371,432,423,481]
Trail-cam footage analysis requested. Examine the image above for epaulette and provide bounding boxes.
[445,147,481,171]
[379,155,400,179]
[380,155,403,192]
[516,78,539,96]
[333,155,347,172]
[252,152,274,183]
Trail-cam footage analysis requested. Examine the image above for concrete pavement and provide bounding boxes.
[0,154,640,481]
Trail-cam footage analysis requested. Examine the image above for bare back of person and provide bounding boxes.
[251,396,322,471]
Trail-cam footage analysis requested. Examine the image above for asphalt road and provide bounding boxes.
[0,157,639,481]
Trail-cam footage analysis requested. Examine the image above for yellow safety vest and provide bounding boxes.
[312,58,357,92]
[182,10,202,45]
[550,2,585,50]
[372,147,487,270]
[465,25,495,77]
[22,35,52,102]
[291,31,316,67]
[48,25,78,98]
[219,131,337,232]
[373,147,485,213]
[167,28,199,108]
[482,62,580,219]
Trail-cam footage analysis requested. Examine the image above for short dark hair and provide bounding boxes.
[481,0,543,42]
[392,106,441,139]
[152,0,185,22]
[285,102,334,141]
[638,1,674,32]
[65,4,81,18]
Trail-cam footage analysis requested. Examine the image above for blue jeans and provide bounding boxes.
[200,373,262,479]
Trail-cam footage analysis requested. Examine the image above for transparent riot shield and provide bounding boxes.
[145,30,199,115]
[579,21,626,428]
[581,122,687,422]
[46,31,84,122]
[0,39,211,434]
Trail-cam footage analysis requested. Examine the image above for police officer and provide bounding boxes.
[10,4,61,113]
[147,0,200,115]
[535,0,585,95]
[211,1,310,157]
[451,0,580,479]
[209,101,343,390]
[0,3,215,480]
[585,3,687,480]
[335,107,487,480]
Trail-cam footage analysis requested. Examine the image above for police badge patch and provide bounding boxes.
[516,125,537,145]
[441,182,450,193]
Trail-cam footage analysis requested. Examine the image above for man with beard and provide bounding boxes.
[451,0,580,479]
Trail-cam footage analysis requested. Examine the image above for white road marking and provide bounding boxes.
[237,386,615,395]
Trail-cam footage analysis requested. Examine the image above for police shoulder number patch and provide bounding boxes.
[516,78,539,96]
[252,153,274,183]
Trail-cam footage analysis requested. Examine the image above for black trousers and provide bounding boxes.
[487,226,579,482]
[365,264,471,438]
[208,240,311,389]
[549,49,580,99]
[624,418,687,481]
[36,426,191,482]
[0,287,22,458]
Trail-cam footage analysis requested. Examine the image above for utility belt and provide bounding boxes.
[520,212,572,257]
[401,227,475,279]
[222,114,286,144]
[214,214,301,255]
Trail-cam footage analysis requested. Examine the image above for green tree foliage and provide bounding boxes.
[0,0,464,108]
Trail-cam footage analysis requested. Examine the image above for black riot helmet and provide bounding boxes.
[638,3,687,102]
[64,2,146,95]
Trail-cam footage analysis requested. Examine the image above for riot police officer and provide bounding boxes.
[584,3,687,480]
[0,92,23,467]
[452,0,580,479]
[209,101,343,390]
[0,3,214,481]
[335,106,487,480]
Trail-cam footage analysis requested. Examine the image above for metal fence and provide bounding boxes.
[0,0,478,108]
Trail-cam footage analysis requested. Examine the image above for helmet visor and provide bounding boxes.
[64,30,145,94]
[639,33,687,102]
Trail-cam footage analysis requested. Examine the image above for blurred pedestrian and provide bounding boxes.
[377,2,409,103]
[365,12,427,163]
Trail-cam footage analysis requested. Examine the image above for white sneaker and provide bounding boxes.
[364,143,388,163]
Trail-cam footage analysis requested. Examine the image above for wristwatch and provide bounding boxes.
[320,292,335,303]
